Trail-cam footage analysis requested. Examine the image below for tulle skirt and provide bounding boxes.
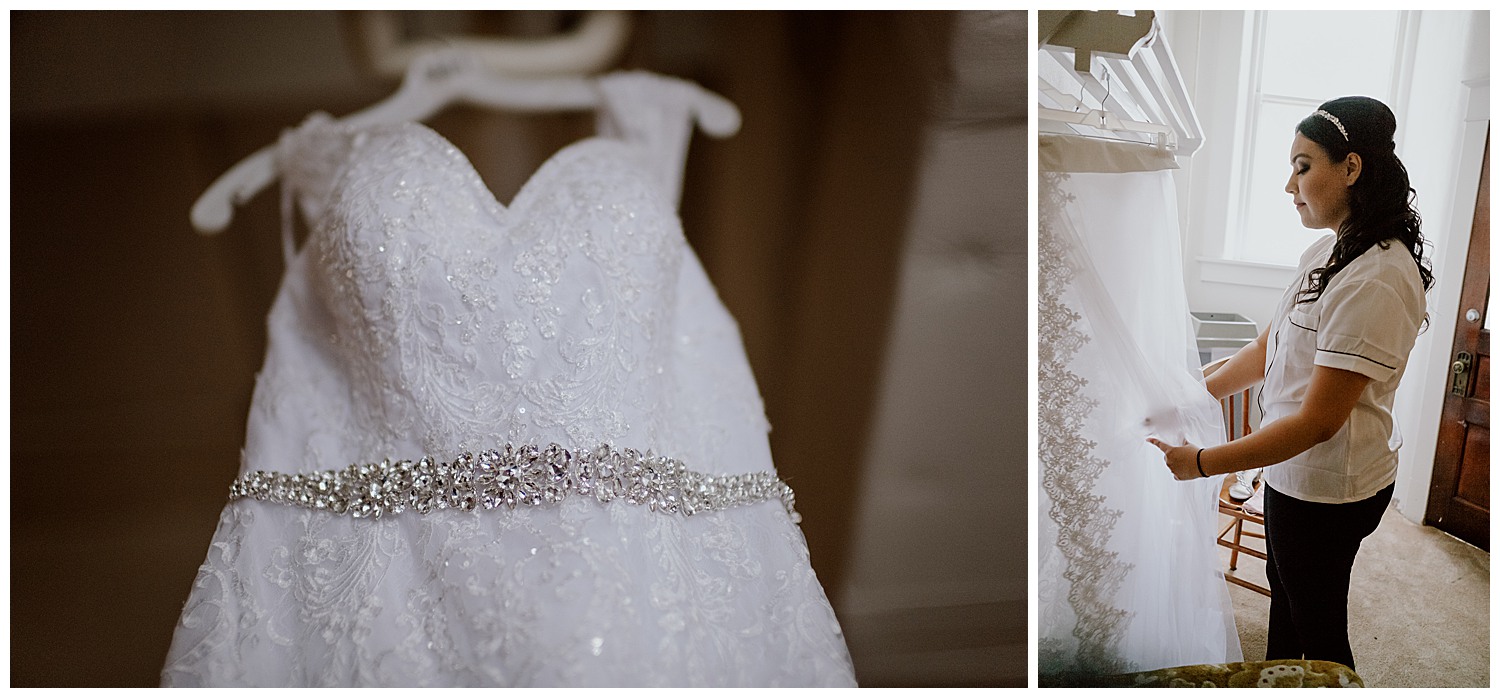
[1038,137,1241,677]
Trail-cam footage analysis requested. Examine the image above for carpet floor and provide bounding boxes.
[1218,505,1490,688]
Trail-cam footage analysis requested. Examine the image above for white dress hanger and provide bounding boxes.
[346,10,633,80]
[1039,105,1178,151]
[1036,10,1202,156]
[190,48,741,235]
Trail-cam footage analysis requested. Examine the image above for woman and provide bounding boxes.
[1149,96,1432,671]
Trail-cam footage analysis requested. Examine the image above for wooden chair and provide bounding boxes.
[1218,474,1269,597]
[1204,357,1270,597]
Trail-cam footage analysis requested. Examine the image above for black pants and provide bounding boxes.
[1263,482,1394,670]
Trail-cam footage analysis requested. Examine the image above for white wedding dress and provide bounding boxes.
[1037,136,1240,679]
[161,72,857,687]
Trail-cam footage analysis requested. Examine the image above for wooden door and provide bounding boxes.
[1426,132,1490,551]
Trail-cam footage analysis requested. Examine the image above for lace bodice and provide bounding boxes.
[264,73,766,474]
[162,72,855,687]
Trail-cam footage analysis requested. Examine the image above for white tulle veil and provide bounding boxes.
[1038,134,1241,679]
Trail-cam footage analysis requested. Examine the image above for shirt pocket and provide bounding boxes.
[1286,307,1320,333]
[1281,307,1321,372]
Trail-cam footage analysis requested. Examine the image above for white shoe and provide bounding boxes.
[1229,469,1259,501]
[1243,484,1266,516]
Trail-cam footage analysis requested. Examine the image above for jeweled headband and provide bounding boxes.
[1312,109,1349,142]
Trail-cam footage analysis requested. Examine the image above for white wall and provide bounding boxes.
[1164,10,1489,522]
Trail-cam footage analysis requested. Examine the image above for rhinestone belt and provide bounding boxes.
[230,442,799,522]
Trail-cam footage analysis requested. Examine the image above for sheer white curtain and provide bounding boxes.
[1038,135,1241,679]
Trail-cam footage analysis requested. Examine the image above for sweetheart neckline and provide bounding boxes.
[289,115,644,263]
[325,117,623,209]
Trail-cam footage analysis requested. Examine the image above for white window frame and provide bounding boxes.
[1220,10,1422,269]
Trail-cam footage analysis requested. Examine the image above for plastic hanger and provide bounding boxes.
[190,48,742,235]
[1039,56,1178,151]
[1039,105,1178,151]
[1036,10,1203,156]
[346,10,633,80]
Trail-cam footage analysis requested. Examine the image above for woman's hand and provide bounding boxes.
[1150,365,1372,482]
[1148,438,1202,480]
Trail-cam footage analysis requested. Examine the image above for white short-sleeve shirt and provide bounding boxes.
[1261,234,1426,504]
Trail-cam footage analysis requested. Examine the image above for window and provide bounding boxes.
[1227,11,1413,266]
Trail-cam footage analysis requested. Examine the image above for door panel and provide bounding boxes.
[1427,131,1490,551]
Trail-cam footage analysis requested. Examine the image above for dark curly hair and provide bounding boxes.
[1293,96,1434,305]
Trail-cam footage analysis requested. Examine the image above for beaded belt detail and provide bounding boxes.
[230,442,800,522]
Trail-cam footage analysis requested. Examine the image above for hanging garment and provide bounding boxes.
[1037,135,1241,679]
[162,72,856,688]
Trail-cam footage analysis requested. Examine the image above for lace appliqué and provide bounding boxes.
[1038,170,1132,676]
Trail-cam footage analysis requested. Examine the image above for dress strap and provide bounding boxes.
[278,172,297,268]
[595,72,740,209]
[273,112,343,265]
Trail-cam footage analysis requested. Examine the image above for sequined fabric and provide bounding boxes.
[162,72,855,687]
[229,442,800,522]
